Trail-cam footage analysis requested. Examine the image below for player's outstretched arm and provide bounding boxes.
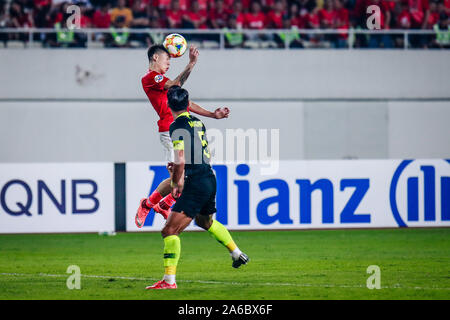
[164,46,199,89]
[189,101,230,120]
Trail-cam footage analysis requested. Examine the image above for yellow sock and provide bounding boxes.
[163,235,180,284]
[208,220,238,253]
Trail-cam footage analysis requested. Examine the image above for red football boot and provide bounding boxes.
[145,280,177,290]
[153,202,171,220]
[135,198,152,228]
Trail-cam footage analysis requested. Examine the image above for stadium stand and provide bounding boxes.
[0,0,448,48]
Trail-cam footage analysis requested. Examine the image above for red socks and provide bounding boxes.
[158,194,176,210]
[146,190,163,208]
[147,192,177,209]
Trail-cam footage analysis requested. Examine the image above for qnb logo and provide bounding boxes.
[0,179,99,217]
[390,160,450,227]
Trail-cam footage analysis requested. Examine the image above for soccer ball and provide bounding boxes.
[163,33,188,58]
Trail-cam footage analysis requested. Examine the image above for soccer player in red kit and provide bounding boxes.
[135,44,230,227]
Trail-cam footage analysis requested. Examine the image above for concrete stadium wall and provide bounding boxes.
[0,49,449,162]
[0,49,449,100]
[1,100,449,162]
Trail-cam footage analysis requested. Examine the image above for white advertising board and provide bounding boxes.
[126,160,450,231]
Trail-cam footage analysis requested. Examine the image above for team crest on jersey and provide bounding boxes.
[154,75,164,83]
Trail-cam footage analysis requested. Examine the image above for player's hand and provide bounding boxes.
[214,107,230,119]
[189,45,199,65]
[167,162,174,174]
[171,180,184,199]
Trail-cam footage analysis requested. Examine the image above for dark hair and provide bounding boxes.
[167,86,189,112]
[147,44,170,62]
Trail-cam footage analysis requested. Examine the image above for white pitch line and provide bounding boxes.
[1,272,449,291]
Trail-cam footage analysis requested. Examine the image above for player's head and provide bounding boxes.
[167,86,189,112]
[147,44,170,74]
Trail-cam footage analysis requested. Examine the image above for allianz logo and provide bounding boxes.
[390,160,450,227]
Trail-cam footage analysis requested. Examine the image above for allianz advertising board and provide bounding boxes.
[126,160,450,231]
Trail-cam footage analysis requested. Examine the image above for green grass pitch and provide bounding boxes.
[0,228,449,300]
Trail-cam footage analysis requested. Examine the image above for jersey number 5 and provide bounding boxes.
[197,131,211,159]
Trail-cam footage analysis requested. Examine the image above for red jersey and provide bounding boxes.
[318,8,337,27]
[245,12,267,29]
[267,11,283,29]
[335,8,349,28]
[397,9,412,28]
[166,9,184,28]
[291,15,306,29]
[236,13,246,28]
[196,0,210,11]
[179,0,190,10]
[307,12,320,29]
[142,70,172,132]
[185,10,208,29]
[427,11,440,27]
[92,10,111,28]
[209,8,230,28]
[156,0,171,10]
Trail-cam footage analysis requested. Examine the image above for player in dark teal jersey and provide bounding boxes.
[146,86,249,290]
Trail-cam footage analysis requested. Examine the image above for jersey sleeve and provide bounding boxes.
[144,71,169,91]
[170,120,190,151]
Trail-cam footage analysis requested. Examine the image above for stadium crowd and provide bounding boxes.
[0,0,449,48]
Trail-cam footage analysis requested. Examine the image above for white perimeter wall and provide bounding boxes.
[0,100,449,162]
[0,49,449,162]
[0,49,449,100]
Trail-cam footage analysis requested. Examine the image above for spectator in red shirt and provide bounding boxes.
[319,0,337,28]
[167,0,184,28]
[307,7,321,29]
[210,0,230,29]
[262,0,276,11]
[156,0,172,11]
[334,0,350,47]
[245,1,267,29]
[419,0,441,47]
[334,0,349,29]
[424,0,440,28]
[267,0,285,29]
[288,2,307,28]
[78,3,92,28]
[183,0,208,29]
[232,0,247,28]
[440,0,450,14]
[178,0,190,11]
[409,0,431,28]
[383,0,396,13]
[9,1,33,28]
[223,0,234,10]
[93,3,111,28]
[197,0,210,11]
[397,1,412,28]
[240,0,252,10]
